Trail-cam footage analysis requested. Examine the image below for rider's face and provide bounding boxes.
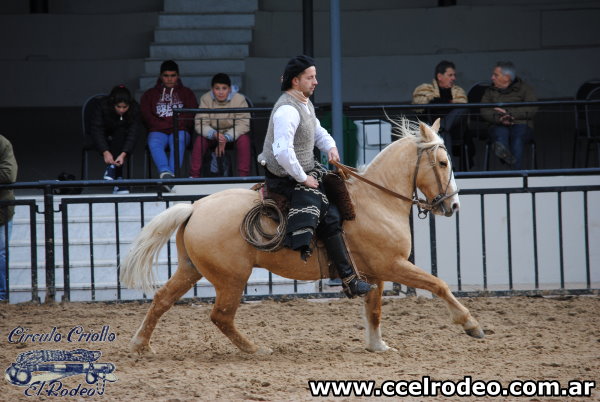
[293,66,318,97]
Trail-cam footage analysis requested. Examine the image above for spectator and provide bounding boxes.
[141,60,198,189]
[191,73,251,177]
[90,85,141,194]
[481,61,537,169]
[412,60,469,166]
[0,135,17,302]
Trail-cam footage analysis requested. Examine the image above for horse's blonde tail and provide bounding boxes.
[120,203,194,294]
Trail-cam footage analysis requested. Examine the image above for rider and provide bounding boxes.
[258,55,375,298]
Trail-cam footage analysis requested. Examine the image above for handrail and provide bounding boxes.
[346,99,600,111]
[0,176,264,191]
[171,98,600,115]
[170,99,600,176]
[1,168,599,192]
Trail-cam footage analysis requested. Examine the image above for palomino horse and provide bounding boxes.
[120,118,484,355]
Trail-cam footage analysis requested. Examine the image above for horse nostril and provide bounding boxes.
[452,202,460,212]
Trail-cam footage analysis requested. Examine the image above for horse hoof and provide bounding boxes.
[366,342,396,353]
[256,346,274,355]
[131,340,155,355]
[465,327,485,339]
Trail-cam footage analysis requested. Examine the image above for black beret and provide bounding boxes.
[281,55,315,91]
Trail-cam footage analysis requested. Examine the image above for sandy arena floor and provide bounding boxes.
[1,295,599,401]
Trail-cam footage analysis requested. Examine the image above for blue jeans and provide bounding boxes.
[490,124,533,169]
[0,220,13,300]
[147,130,190,175]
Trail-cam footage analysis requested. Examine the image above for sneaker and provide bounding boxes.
[103,164,117,180]
[159,171,174,192]
[492,142,516,165]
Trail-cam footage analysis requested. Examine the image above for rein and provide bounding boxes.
[330,144,458,219]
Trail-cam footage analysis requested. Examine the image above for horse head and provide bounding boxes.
[414,118,460,217]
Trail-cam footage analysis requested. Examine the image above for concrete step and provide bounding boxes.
[144,59,245,75]
[164,0,258,14]
[140,74,243,92]
[149,43,249,59]
[159,13,255,29]
[155,28,252,44]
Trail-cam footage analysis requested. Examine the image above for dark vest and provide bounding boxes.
[258,92,316,177]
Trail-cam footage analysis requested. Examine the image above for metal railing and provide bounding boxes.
[2,167,599,304]
[169,98,600,174]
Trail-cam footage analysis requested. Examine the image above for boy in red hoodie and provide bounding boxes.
[141,60,198,188]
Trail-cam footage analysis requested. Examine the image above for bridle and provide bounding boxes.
[331,144,458,219]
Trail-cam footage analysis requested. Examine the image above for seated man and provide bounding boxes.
[141,60,198,188]
[190,73,251,177]
[412,60,469,166]
[89,85,141,194]
[481,61,537,169]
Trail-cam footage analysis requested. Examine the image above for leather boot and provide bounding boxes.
[324,232,376,298]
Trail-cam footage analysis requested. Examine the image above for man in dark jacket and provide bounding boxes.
[0,135,17,301]
[481,61,537,169]
[141,60,198,188]
[90,85,141,194]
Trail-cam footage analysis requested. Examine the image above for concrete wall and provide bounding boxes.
[248,1,600,104]
[0,9,158,107]
[1,0,599,181]
[246,48,600,104]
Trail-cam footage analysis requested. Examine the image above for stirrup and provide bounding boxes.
[341,274,376,299]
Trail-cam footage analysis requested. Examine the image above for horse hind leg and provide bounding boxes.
[210,278,271,354]
[391,259,484,339]
[363,280,396,352]
[131,229,202,354]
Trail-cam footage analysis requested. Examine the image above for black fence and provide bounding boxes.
[2,167,599,304]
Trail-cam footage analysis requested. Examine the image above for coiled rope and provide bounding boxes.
[240,199,287,251]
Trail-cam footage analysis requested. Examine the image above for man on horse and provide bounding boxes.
[258,55,375,298]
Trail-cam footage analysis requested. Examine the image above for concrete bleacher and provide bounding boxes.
[1,0,599,182]
[139,0,258,99]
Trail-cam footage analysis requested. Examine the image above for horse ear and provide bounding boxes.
[419,121,435,142]
[431,118,441,133]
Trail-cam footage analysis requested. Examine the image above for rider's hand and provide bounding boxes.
[328,147,340,163]
[303,175,319,188]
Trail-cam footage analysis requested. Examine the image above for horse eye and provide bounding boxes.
[439,161,448,167]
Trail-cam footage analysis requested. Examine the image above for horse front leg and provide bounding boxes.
[131,261,202,354]
[363,279,395,352]
[389,259,484,338]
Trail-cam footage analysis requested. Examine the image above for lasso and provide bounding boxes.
[240,199,287,252]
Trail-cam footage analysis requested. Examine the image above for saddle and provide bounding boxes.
[250,172,356,221]
[249,172,356,279]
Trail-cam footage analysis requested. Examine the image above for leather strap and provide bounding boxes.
[330,160,417,204]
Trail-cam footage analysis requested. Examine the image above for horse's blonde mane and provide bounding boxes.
[356,115,445,172]
[386,115,444,149]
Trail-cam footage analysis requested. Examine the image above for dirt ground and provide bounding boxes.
[1,295,599,401]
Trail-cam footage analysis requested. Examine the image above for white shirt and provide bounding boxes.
[272,104,336,183]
